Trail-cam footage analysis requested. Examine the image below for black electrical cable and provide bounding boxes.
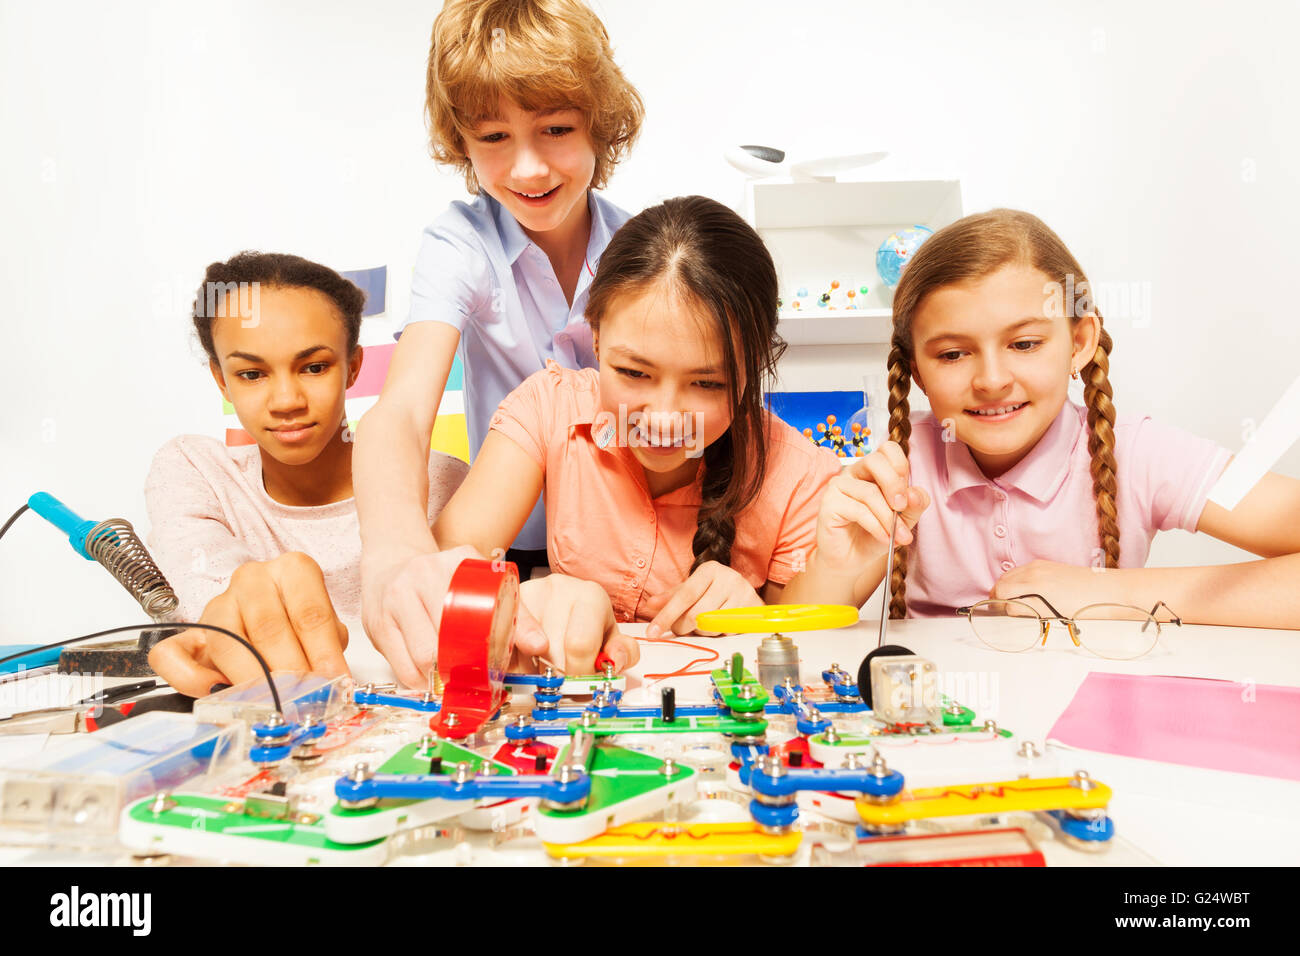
[0,503,29,542]
[2,501,285,713]
[0,622,284,713]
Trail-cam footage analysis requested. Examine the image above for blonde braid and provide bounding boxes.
[1082,325,1120,568]
[886,346,913,618]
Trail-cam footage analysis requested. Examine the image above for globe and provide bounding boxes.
[876,225,934,287]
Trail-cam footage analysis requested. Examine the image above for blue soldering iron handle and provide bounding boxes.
[27,492,97,559]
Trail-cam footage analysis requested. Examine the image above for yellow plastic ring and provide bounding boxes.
[695,603,859,634]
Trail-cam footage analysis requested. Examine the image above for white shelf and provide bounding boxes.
[750,176,964,349]
[777,308,892,346]
[751,179,963,230]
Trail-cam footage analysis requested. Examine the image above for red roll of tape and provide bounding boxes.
[432,557,519,739]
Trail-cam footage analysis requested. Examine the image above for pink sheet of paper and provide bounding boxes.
[1046,672,1300,781]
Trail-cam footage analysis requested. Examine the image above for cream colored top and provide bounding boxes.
[145,435,468,680]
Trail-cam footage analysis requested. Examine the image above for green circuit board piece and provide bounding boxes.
[328,738,515,822]
[379,739,516,776]
[124,794,385,864]
[538,744,695,821]
[940,696,975,726]
[710,666,770,715]
[813,723,1014,748]
[567,714,769,737]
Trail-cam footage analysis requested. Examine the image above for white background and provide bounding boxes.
[2,0,1298,643]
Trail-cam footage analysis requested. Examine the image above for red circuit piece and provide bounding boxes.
[779,735,824,769]
[432,558,520,739]
[858,828,1046,867]
[492,740,559,774]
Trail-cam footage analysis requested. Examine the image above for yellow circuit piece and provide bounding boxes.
[543,822,802,859]
[855,776,1112,825]
[695,604,859,634]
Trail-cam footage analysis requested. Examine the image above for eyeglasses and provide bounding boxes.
[955,594,1183,661]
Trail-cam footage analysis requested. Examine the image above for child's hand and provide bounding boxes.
[643,562,763,638]
[362,545,484,688]
[513,574,639,675]
[990,559,1121,614]
[149,552,350,697]
[815,441,931,571]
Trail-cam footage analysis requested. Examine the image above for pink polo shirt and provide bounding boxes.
[491,362,843,622]
[904,403,1232,617]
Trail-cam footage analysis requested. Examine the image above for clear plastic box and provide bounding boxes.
[0,711,241,846]
[192,671,350,726]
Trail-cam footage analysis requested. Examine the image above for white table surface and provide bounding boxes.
[2,618,1296,866]
[618,617,1300,867]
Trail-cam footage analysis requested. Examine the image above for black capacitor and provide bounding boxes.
[534,753,548,772]
[788,750,803,767]
[661,687,676,723]
[429,756,443,774]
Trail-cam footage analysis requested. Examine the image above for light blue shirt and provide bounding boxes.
[399,190,631,551]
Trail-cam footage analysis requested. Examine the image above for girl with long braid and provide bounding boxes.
[781,208,1300,627]
[432,195,842,648]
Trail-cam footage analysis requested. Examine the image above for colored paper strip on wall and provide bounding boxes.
[340,266,387,317]
[346,346,464,398]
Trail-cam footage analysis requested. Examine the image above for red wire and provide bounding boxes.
[638,636,722,680]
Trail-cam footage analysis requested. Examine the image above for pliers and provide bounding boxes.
[0,691,194,734]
